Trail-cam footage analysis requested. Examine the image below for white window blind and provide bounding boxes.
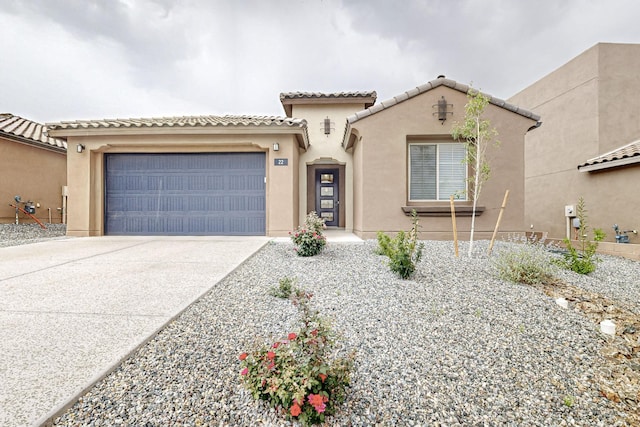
[409,142,466,201]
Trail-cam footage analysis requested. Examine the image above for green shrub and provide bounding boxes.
[290,212,327,257]
[558,197,605,275]
[239,290,354,425]
[493,235,557,285]
[269,277,298,299]
[376,210,425,279]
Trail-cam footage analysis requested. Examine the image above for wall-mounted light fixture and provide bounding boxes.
[76,144,85,153]
[432,96,453,124]
[273,142,279,151]
[322,117,335,135]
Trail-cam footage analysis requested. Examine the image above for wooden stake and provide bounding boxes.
[487,189,509,255]
[450,195,459,257]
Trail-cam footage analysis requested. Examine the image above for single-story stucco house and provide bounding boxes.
[509,43,640,250]
[0,114,67,224]
[46,77,540,238]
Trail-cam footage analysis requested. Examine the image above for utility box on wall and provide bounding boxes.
[564,205,575,217]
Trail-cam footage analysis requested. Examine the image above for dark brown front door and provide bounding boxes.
[315,169,339,227]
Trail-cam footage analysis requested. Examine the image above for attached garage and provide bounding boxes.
[105,152,266,236]
[46,115,308,237]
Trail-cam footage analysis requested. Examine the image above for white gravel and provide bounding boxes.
[0,223,67,247]
[44,239,636,426]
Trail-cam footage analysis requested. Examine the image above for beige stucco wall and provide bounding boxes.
[63,132,301,237]
[290,103,366,231]
[509,43,640,243]
[348,86,537,239]
[0,137,66,223]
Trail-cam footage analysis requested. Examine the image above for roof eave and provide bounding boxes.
[347,77,541,125]
[280,93,377,117]
[0,133,67,153]
[47,124,308,139]
[578,155,640,172]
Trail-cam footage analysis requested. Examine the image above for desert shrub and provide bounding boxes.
[493,235,557,285]
[239,290,354,425]
[376,210,424,279]
[558,197,605,274]
[290,212,327,257]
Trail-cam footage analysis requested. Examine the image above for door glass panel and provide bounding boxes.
[321,186,334,197]
[320,212,334,222]
[320,200,334,209]
[320,174,334,184]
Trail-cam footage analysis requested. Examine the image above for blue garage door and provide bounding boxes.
[105,153,266,235]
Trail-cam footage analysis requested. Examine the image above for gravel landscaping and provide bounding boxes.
[1,224,637,425]
[35,236,636,427]
[0,223,67,247]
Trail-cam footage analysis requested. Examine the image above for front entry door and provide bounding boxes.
[315,169,339,227]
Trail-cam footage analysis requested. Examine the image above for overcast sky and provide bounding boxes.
[2,0,639,124]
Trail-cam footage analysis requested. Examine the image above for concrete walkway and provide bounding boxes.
[0,236,269,427]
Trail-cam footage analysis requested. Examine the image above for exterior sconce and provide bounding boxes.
[322,117,334,135]
[433,96,453,124]
[273,143,279,151]
[76,144,85,153]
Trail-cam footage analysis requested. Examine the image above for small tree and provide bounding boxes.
[451,88,499,257]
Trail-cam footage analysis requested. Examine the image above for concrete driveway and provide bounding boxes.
[0,236,269,427]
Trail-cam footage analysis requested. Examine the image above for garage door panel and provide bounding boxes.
[105,153,266,235]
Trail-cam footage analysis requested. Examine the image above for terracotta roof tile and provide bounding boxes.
[46,115,307,131]
[578,140,640,172]
[279,91,377,102]
[345,77,541,124]
[0,114,67,151]
[279,91,377,116]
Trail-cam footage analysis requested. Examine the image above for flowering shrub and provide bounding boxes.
[290,211,326,257]
[239,290,354,425]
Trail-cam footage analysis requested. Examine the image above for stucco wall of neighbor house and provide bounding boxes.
[64,133,301,237]
[509,43,640,243]
[348,85,537,239]
[0,137,66,223]
[292,103,367,231]
[598,44,640,152]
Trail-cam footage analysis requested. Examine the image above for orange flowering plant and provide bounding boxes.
[239,290,354,425]
[289,211,327,257]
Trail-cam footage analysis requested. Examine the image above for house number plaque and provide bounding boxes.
[274,158,288,166]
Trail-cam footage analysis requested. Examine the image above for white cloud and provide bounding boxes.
[2,0,640,122]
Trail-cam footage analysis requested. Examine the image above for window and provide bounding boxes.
[409,142,467,201]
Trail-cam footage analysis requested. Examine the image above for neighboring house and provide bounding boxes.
[509,43,640,245]
[0,114,67,224]
[47,78,539,238]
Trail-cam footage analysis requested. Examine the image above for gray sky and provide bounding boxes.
[2,0,639,123]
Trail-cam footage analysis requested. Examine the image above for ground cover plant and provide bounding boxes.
[376,210,424,279]
[290,211,327,257]
[493,234,557,286]
[239,288,354,425]
[269,277,299,299]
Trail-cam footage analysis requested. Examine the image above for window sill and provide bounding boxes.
[401,206,485,217]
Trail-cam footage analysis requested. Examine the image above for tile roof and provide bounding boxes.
[0,113,67,151]
[345,77,541,124]
[280,91,377,102]
[46,115,307,131]
[577,139,640,172]
[280,91,377,116]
